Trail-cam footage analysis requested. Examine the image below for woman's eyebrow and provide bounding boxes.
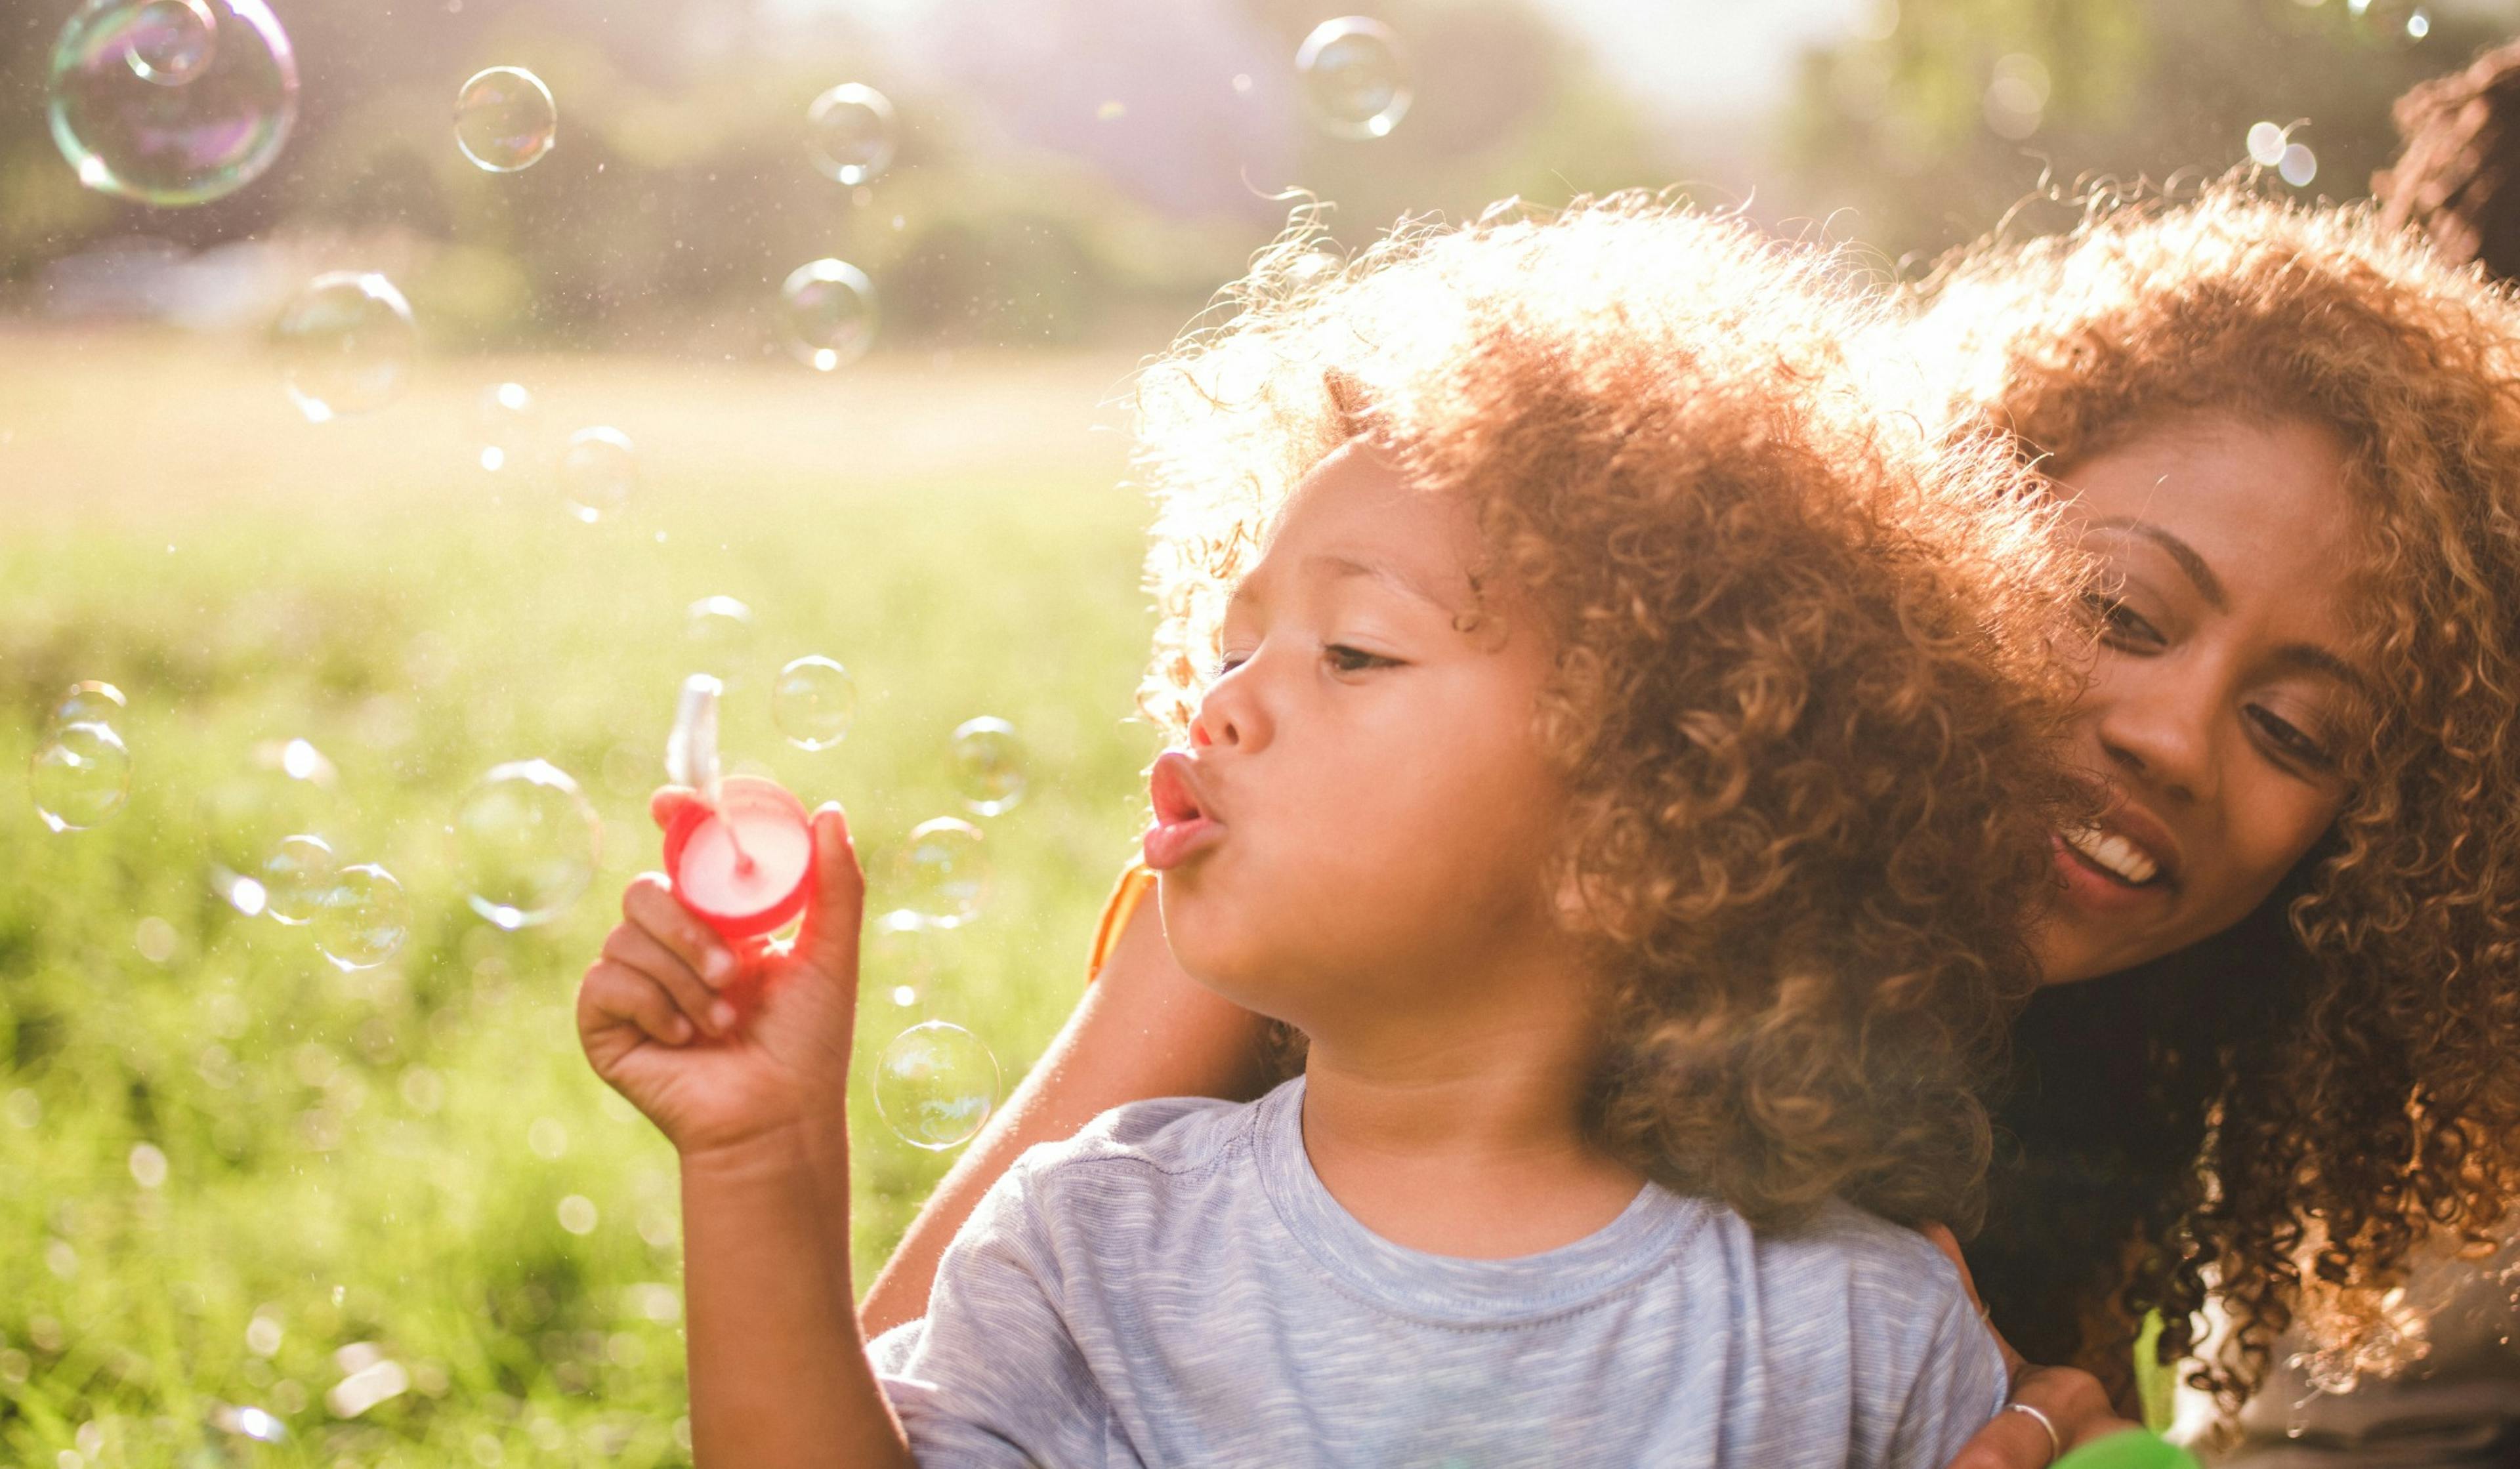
[2086,516,2229,611]
[2270,642,2372,701]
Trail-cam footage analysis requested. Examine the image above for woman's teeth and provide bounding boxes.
[2063,823,2160,886]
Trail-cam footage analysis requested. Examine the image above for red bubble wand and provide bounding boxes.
[662,674,816,956]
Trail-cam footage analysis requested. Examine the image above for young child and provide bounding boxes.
[575,196,2095,1467]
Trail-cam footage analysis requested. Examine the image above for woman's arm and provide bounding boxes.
[1919,1224,2141,1469]
[856,871,1276,1336]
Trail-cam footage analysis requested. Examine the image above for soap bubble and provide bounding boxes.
[46,680,127,735]
[311,863,409,970]
[772,656,857,750]
[2246,121,2288,167]
[258,833,337,926]
[778,259,877,371]
[1295,17,1412,139]
[805,83,896,186]
[455,760,601,930]
[476,381,536,473]
[2280,142,2318,188]
[948,716,1027,816]
[684,597,756,682]
[873,1021,999,1150]
[30,722,131,833]
[454,65,556,173]
[864,912,944,1008]
[883,817,990,929]
[278,272,418,423]
[123,0,217,85]
[560,426,637,523]
[49,0,297,206]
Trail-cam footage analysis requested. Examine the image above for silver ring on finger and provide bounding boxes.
[2003,1401,2062,1466]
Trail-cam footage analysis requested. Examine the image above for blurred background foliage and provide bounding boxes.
[3,0,2511,359]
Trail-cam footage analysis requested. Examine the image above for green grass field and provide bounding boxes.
[0,331,1171,1466]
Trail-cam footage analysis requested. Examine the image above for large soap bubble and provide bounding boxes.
[49,0,299,207]
[805,83,896,186]
[560,426,637,523]
[873,1021,999,1150]
[258,832,338,925]
[455,760,600,930]
[883,817,990,929]
[778,259,877,371]
[948,716,1026,817]
[45,680,127,735]
[684,597,756,683]
[1295,17,1412,140]
[278,273,418,423]
[311,863,410,971]
[772,656,856,751]
[454,66,556,173]
[30,722,131,833]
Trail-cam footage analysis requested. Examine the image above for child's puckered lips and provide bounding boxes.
[1145,751,1227,871]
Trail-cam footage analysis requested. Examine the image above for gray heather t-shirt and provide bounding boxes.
[870,1075,2009,1468]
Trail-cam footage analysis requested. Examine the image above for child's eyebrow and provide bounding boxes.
[1226,552,1456,619]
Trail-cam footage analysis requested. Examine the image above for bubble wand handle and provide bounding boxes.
[665,673,751,869]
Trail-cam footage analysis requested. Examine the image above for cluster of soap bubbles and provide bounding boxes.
[2246,121,2319,188]
[664,623,1030,1151]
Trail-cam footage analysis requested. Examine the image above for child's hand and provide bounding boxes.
[576,788,866,1163]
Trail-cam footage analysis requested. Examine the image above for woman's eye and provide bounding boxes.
[1324,645,1395,673]
[2246,706,2338,772]
[1212,654,1248,678]
[2084,593,2164,647]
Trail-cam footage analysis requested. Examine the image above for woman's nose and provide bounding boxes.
[2090,665,2219,806]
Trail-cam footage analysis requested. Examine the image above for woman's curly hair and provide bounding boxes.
[1902,184,2520,1418]
[1127,193,2095,1233]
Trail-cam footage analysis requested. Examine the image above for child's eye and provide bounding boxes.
[1324,645,1395,674]
[2083,592,2164,648]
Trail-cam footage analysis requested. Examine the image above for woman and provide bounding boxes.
[860,188,2520,1469]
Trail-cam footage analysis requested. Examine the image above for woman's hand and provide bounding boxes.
[1920,1222,2142,1469]
[576,787,866,1162]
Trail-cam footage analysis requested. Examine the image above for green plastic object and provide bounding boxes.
[2053,1428,2201,1469]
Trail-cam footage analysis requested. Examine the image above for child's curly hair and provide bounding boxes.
[1127,193,2094,1233]
[1904,184,2520,1417]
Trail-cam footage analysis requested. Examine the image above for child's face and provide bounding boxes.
[1149,443,1572,1030]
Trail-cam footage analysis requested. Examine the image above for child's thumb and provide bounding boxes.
[648,785,698,832]
[795,802,866,983]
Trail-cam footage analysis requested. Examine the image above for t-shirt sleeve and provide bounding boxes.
[1880,1291,2013,1469]
[868,1161,1125,1468]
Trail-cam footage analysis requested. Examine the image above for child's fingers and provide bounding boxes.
[601,922,734,1037]
[578,961,698,1048]
[794,802,866,983]
[649,785,699,831]
[621,872,739,989]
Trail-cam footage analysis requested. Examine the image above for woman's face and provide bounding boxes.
[2032,413,2369,985]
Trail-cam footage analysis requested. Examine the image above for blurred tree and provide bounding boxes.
[1780,0,2517,268]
